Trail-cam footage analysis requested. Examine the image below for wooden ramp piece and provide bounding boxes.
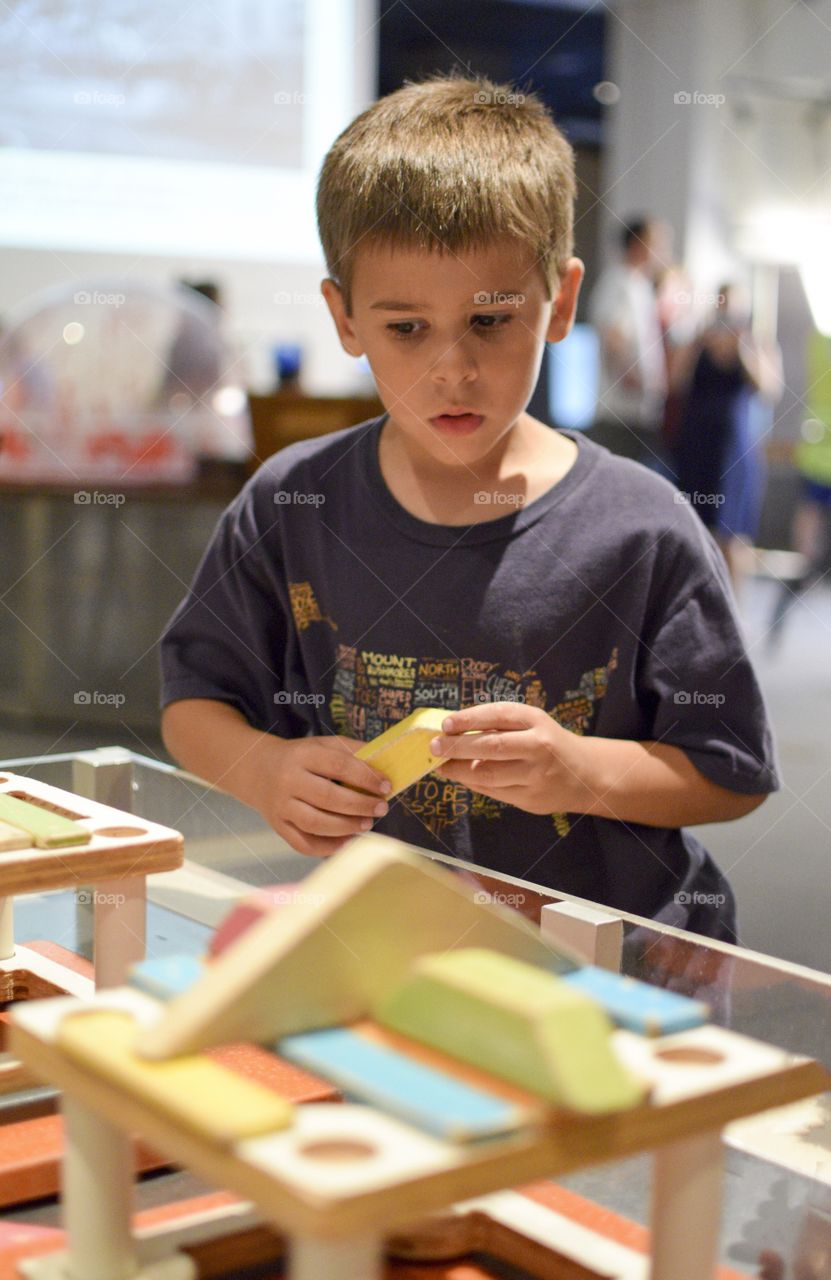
[57,1011,294,1144]
[376,948,647,1115]
[351,707,451,796]
[137,836,582,1061]
[0,794,90,849]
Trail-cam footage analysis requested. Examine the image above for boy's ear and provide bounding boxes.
[320,277,365,358]
[545,258,585,344]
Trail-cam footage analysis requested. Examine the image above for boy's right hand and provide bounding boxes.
[254,734,391,858]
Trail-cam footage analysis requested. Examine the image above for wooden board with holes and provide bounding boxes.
[9,986,829,1242]
[0,772,184,894]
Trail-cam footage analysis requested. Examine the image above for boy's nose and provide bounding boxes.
[429,340,478,384]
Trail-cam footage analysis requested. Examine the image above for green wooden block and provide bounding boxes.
[0,792,91,849]
[375,948,646,1115]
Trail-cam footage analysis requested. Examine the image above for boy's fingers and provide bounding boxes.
[439,705,536,734]
[430,728,533,760]
[307,775,389,820]
[308,744,390,796]
[290,798,376,840]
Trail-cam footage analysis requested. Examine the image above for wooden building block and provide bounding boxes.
[129,956,205,1002]
[278,1025,525,1143]
[138,837,581,1060]
[0,793,90,849]
[540,901,624,971]
[58,1011,294,1145]
[376,949,646,1115]
[562,967,709,1037]
[0,823,31,853]
[351,708,451,795]
[208,885,301,959]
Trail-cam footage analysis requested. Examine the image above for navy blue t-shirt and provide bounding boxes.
[160,414,780,941]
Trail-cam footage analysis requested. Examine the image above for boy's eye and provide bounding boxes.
[385,315,513,340]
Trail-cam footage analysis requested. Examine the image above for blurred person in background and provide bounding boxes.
[671,284,782,592]
[588,215,672,468]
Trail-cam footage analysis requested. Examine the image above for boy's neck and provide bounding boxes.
[378,412,578,526]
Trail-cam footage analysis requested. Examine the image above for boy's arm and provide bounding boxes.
[161,699,282,814]
[432,707,772,829]
[564,736,768,827]
[161,699,392,857]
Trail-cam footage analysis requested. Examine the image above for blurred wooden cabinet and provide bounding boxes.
[247,393,384,473]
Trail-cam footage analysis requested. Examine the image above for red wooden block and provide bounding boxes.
[208,885,302,959]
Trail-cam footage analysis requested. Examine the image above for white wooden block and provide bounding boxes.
[650,1130,723,1280]
[240,1104,461,1200]
[289,1234,384,1280]
[540,901,623,971]
[10,986,163,1043]
[612,1024,796,1106]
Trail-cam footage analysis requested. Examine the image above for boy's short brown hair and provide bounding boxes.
[316,73,576,315]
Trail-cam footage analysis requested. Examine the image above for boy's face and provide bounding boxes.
[321,237,583,466]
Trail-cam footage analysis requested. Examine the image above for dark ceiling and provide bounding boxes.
[377,0,607,146]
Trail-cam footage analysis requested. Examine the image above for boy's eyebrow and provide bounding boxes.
[369,293,527,311]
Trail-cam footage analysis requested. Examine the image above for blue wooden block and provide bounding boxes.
[277,1025,526,1143]
[129,954,204,1001]
[562,966,709,1036]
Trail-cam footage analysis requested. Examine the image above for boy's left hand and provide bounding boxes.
[430,703,585,815]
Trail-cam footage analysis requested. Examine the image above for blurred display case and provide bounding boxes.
[0,745,829,1276]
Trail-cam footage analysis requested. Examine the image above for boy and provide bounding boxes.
[160,74,779,944]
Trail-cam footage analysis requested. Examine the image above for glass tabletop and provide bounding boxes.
[2,746,829,1276]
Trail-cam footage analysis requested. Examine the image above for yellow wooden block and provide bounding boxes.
[352,708,451,796]
[58,1011,293,1144]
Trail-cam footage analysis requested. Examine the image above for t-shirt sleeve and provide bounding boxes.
[159,470,305,737]
[636,515,780,795]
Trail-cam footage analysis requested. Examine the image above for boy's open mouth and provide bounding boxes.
[429,411,485,435]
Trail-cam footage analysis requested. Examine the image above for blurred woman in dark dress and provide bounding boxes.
[673,285,782,591]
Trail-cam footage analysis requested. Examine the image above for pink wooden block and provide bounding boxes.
[208,885,302,959]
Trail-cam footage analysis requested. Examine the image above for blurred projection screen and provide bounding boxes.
[0,0,374,261]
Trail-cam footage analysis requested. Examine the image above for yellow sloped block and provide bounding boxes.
[376,949,647,1115]
[58,1011,293,1144]
[352,707,451,796]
